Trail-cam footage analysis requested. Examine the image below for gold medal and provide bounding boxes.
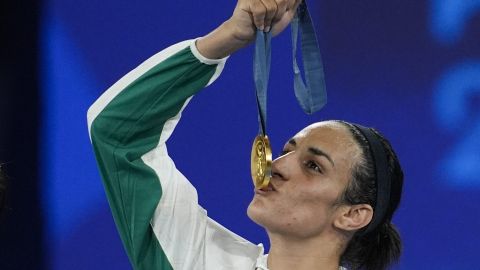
[251,135,272,189]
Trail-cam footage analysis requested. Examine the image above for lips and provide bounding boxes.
[259,182,276,192]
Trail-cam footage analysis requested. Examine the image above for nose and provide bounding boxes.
[271,152,292,181]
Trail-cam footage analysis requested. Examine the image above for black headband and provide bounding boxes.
[352,124,391,234]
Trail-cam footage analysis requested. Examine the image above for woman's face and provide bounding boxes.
[247,121,362,238]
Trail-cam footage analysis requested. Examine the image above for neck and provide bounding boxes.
[266,231,344,270]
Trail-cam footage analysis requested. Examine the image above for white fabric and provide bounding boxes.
[90,39,347,270]
[132,41,264,269]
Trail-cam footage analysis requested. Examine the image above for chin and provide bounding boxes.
[247,198,267,227]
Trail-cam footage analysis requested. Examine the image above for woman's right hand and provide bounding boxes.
[196,0,302,59]
[228,0,302,42]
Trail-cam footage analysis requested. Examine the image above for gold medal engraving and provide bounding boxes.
[251,135,272,189]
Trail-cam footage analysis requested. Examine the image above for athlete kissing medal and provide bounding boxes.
[251,1,327,189]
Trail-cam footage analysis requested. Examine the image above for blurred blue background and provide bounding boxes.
[1,0,479,269]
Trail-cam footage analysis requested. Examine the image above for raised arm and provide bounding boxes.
[88,1,300,269]
[88,40,228,270]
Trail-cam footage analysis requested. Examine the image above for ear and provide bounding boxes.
[333,204,374,232]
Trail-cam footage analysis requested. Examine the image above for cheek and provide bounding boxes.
[247,193,300,229]
[267,195,333,238]
[294,183,338,206]
[289,192,330,221]
[246,184,343,237]
[284,186,341,227]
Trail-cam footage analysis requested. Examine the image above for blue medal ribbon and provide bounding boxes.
[291,1,327,114]
[253,1,327,136]
[253,30,272,135]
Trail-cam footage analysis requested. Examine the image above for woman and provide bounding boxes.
[88,0,403,269]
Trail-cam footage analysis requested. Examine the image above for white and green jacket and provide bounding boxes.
[87,40,269,270]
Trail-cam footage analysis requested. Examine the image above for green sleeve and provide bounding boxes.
[88,42,223,270]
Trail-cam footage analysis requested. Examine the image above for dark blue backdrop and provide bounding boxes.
[41,0,480,269]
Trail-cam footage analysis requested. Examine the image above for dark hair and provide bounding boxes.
[336,121,403,270]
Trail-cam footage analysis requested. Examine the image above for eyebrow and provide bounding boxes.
[288,138,335,168]
[288,138,297,146]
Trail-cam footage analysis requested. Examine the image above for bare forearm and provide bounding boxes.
[196,20,252,59]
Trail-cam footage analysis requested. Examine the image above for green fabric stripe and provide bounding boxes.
[90,47,217,270]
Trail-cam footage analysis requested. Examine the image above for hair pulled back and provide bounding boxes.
[336,121,403,270]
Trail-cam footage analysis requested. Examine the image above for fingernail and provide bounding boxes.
[264,26,271,32]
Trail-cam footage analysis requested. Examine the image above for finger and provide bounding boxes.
[260,0,278,32]
[286,0,301,11]
[273,0,288,23]
[270,0,302,36]
[250,0,267,31]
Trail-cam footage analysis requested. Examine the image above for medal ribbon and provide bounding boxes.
[253,30,271,136]
[253,1,327,137]
[291,1,327,114]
